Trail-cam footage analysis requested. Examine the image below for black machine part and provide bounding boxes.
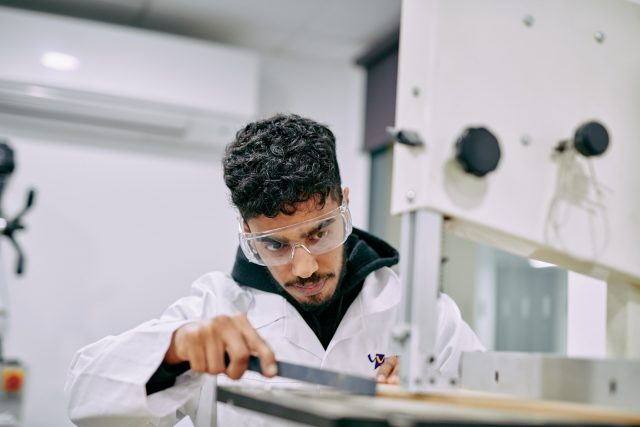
[574,121,610,157]
[0,143,15,176]
[0,140,36,275]
[386,127,425,147]
[455,127,502,177]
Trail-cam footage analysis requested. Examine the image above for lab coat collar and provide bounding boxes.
[245,289,286,329]
[327,268,400,352]
[283,301,325,360]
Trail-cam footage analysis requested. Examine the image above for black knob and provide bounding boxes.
[574,121,609,157]
[455,127,501,177]
[0,141,15,176]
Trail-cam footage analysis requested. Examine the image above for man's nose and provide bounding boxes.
[290,245,318,278]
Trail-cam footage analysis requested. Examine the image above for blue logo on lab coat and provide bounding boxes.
[368,353,385,369]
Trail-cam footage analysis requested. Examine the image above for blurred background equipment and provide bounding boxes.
[0,140,35,426]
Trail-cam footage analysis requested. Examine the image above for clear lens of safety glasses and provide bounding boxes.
[238,203,352,266]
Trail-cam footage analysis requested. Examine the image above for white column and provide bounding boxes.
[566,272,607,358]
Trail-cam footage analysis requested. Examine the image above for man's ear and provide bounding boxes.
[242,220,251,233]
[343,187,350,204]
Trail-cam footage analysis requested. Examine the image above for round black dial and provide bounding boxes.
[574,121,609,157]
[455,127,501,177]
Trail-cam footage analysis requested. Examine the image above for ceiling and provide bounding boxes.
[0,0,401,62]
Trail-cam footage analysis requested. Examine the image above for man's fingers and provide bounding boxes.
[376,356,398,383]
[204,333,225,375]
[182,314,276,380]
[252,338,277,377]
[188,345,207,373]
[376,363,393,381]
[387,374,400,385]
[234,314,277,377]
[220,327,250,380]
[388,357,399,377]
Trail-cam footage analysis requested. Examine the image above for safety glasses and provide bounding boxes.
[239,203,352,266]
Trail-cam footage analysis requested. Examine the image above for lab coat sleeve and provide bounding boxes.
[435,292,485,377]
[65,273,228,427]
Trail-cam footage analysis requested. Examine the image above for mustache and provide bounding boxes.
[285,272,336,288]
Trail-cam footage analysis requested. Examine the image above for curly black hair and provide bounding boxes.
[223,114,343,219]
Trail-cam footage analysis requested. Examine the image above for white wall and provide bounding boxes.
[0,32,367,427]
[2,136,236,427]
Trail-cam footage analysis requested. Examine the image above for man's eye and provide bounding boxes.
[308,230,328,242]
[262,241,287,252]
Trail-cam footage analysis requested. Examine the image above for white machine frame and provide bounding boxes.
[391,0,640,413]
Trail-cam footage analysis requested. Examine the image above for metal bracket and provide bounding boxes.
[392,210,453,392]
[386,127,425,147]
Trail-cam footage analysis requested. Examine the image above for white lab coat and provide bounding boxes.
[65,268,483,427]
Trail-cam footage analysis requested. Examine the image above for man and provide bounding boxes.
[66,114,483,426]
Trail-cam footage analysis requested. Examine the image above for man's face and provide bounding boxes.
[244,191,349,309]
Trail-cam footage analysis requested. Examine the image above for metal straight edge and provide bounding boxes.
[245,356,377,396]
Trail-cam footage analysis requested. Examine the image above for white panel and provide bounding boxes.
[393,0,640,282]
[0,6,258,116]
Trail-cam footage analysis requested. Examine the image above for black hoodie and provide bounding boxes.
[146,227,398,394]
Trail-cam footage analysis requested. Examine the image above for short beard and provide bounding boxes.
[297,278,340,313]
[272,246,348,313]
[303,250,349,313]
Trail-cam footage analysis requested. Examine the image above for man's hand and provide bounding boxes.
[164,314,277,380]
[376,356,399,384]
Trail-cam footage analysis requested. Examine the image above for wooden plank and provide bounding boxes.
[377,384,640,425]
